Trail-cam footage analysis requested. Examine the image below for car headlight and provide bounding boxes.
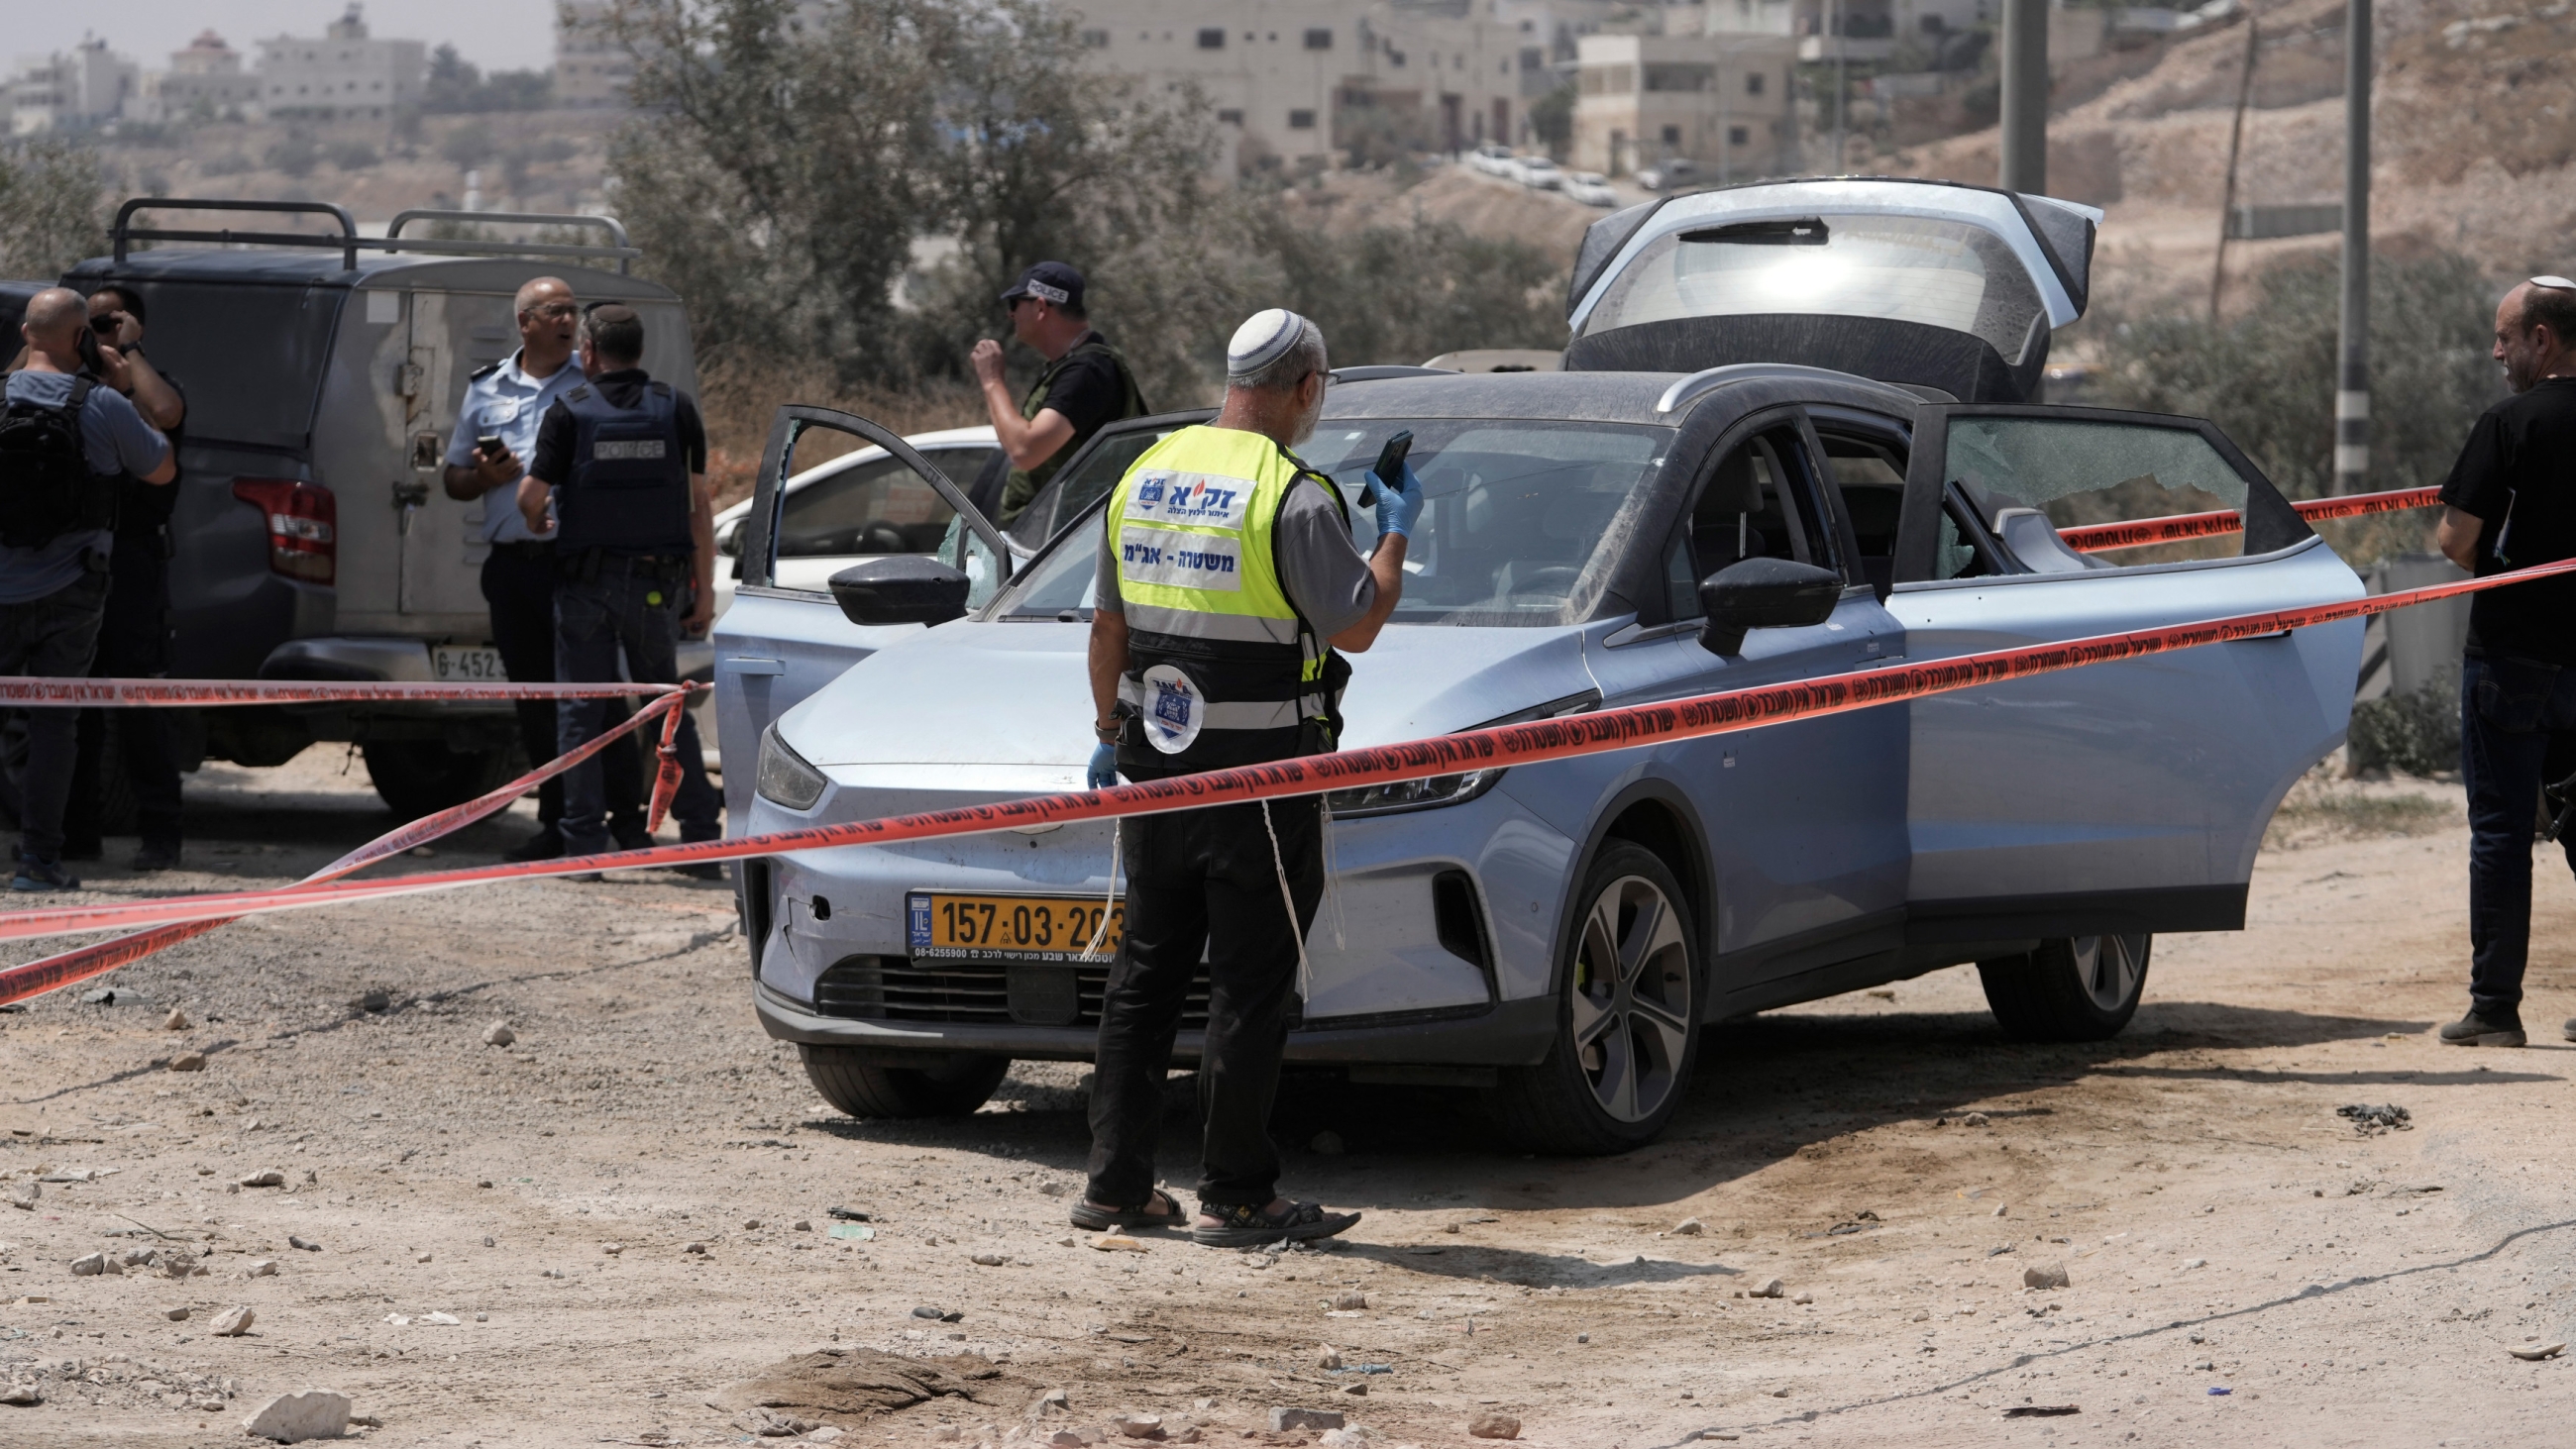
[754,725,828,811]
[1326,768,1504,817]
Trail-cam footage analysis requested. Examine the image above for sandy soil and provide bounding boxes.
[3,752,2574,1449]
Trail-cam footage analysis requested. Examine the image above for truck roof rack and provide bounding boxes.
[110,198,642,274]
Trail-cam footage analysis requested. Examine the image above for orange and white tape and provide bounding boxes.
[2064,486,2444,553]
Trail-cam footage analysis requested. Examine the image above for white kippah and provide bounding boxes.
[1227,308,1307,379]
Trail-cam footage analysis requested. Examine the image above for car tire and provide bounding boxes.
[362,740,512,822]
[799,1046,1010,1118]
[1978,935,2151,1042]
[1490,843,1701,1155]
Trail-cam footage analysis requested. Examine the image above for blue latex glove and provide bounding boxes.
[1366,460,1425,539]
[1087,740,1120,790]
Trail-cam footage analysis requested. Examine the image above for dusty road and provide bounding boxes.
[4,756,2574,1448]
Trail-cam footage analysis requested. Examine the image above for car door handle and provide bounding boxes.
[719,657,788,675]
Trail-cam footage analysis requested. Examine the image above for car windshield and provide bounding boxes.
[988,419,1671,627]
[1580,212,2048,365]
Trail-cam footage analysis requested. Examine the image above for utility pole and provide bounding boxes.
[2210,16,2259,321]
[1831,0,1847,171]
[1719,50,1733,185]
[1999,0,2047,193]
[2336,0,2372,495]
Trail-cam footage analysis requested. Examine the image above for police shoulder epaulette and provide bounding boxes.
[468,360,502,381]
[566,384,593,402]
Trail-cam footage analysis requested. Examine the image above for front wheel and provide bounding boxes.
[362,739,512,821]
[1490,844,1700,1155]
[1978,934,2150,1042]
[800,1046,1010,1118]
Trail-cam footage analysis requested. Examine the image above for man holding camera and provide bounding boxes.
[445,276,650,860]
[63,285,188,870]
[515,303,721,874]
[0,288,173,891]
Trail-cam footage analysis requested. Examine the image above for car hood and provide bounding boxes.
[779,618,1597,785]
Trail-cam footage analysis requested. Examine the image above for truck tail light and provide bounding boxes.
[231,478,336,584]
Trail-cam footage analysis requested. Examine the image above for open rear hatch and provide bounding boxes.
[1561,178,2099,403]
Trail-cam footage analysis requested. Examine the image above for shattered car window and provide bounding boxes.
[990,420,1670,628]
[1946,416,2248,537]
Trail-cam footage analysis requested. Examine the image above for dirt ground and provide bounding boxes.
[5,752,2575,1449]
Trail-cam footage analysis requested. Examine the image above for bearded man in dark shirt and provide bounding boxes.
[2432,276,2576,1047]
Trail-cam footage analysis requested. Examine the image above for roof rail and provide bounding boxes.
[383,210,639,274]
[113,197,361,269]
[107,198,643,274]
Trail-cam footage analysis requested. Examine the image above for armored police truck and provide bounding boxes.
[43,199,698,820]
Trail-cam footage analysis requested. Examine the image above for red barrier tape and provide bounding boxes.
[2064,486,2444,553]
[5,555,2569,955]
[0,689,697,1007]
[0,678,692,706]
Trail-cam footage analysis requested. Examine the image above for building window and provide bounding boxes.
[1921,14,1946,32]
[1288,108,1316,128]
[1218,108,1243,124]
[1661,125,1681,147]
[1746,71,1765,96]
[1304,27,1332,49]
[1197,27,1225,49]
[1729,125,1750,147]
[1080,28,1110,47]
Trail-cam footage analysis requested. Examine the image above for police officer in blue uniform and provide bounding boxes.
[444,277,649,861]
[515,303,720,873]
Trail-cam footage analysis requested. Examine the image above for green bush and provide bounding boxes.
[2347,669,2459,778]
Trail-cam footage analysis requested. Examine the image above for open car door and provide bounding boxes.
[1561,178,2100,403]
[711,407,1013,828]
[1885,404,2366,946]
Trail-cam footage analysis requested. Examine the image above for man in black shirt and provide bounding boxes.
[970,262,1146,525]
[65,285,188,870]
[2432,276,2576,1047]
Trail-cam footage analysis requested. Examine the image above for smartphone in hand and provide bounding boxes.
[1361,429,1413,509]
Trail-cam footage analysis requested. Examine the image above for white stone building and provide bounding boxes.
[556,0,638,110]
[1570,30,1796,177]
[1069,0,1530,170]
[257,4,426,122]
[7,37,141,136]
[141,31,264,123]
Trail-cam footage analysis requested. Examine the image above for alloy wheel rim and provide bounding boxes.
[1568,875,1692,1123]
[2071,934,2146,1012]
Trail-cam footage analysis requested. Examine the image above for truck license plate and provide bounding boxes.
[908,891,1123,962]
[430,646,508,682]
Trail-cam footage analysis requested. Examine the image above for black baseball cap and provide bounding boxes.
[999,260,1085,311]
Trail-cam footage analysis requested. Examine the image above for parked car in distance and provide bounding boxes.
[1562,170,1619,207]
[1635,157,1699,191]
[1467,143,1515,176]
[711,426,998,617]
[1518,156,1563,190]
[46,199,696,822]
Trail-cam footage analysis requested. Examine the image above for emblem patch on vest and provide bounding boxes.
[1140,664,1203,755]
[1118,526,1241,591]
[1127,471,1252,528]
[594,440,668,461]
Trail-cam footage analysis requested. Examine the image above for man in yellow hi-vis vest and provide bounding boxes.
[1071,310,1421,1249]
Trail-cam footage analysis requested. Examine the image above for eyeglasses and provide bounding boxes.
[2533,276,2576,290]
[521,301,579,320]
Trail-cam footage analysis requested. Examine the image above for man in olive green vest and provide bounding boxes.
[970,261,1146,526]
[1069,309,1421,1250]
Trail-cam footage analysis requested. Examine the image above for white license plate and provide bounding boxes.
[430,646,508,682]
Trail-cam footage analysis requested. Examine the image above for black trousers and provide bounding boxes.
[66,536,182,849]
[481,545,644,833]
[1085,792,1323,1210]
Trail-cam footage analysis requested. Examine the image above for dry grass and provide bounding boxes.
[2265,765,2461,850]
[694,355,985,510]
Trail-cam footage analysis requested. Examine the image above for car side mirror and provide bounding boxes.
[828,556,970,627]
[1696,557,1845,655]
